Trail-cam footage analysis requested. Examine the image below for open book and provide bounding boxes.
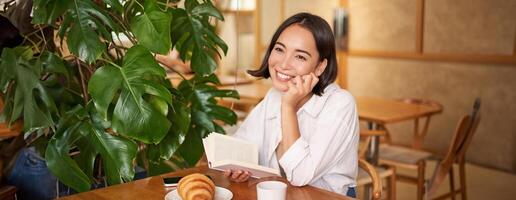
[202,132,280,178]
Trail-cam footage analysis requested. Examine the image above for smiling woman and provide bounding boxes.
[224,12,359,198]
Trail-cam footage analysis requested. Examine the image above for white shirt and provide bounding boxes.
[233,83,359,195]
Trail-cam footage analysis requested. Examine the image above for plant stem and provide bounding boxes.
[134,0,145,10]
[64,87,83,98]
[38,25,48,51]
[155,56,193,87]
[100,58,122,68]
[23,36,41,53]
[76,59,90,104]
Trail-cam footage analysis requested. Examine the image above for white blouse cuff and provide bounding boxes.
[278,137,309,177]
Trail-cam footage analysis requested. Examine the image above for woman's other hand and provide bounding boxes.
[282,72,319,108]
[223,169,252,182]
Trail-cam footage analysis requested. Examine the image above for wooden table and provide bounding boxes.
[60,165,351,200]
[356,96,442,124]
[356,96,442,199]
[355,96,442,165]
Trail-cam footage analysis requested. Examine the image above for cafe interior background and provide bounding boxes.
[214,0,516,199]
[0,0,515,199]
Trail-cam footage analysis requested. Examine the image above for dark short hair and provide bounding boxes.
[248,12,338,96]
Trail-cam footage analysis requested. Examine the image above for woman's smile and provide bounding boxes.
[276,70,294,82]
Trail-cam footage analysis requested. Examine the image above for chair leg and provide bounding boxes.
[459,162,467,200]
[417,161,426,200]
[389,167,396,200]
[449,167,456,200]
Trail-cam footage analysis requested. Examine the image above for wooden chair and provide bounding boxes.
[358,158,382,200]
[0,185,16,200]
[358,130,397,200]
[380,98,443,148]
[378,98,481,200]
[425,98,481,200]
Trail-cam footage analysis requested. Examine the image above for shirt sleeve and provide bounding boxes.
[278,97,359,186]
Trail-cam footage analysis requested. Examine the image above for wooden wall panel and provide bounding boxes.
[284,0,339,29]
[259,0,282,50]
[349,0,417,52]
[424,0,516,55]
[347,57,516,172]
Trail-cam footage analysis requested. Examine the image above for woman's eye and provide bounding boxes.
[274,47,284,53]
[295,55,307,61]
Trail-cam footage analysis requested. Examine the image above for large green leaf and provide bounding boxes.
[177,126,206,166]
[80,118,138,185]
[178,74,239,135]
[40,51,71,79]
[0,48,57,131]
[46,107,138,191]
[32,0,71,24]
[170,2,227,75]
[102,0,124,13]
[88,45,171,144]
[60,0,118,63]
[146,99,190,163]
[191,3,224,20]
[131,9,172,54]
[46,108,91,192]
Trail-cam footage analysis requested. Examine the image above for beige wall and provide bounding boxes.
[348,0,516,172]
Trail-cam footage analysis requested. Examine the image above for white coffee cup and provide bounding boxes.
[256,181,287,200]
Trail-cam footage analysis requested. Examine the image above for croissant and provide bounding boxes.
[178,173,216,200]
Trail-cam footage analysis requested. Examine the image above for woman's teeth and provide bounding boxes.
[277,72,293,80]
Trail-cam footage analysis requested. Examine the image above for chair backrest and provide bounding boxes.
[358,158,382,200]
[427,98,481,196]
[358,130,386,159]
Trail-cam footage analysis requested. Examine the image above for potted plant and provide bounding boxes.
[0,0,238,192]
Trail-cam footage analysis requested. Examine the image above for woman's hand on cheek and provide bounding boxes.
[282,73,319,108]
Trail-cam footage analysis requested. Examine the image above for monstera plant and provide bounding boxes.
[0,0,238,192]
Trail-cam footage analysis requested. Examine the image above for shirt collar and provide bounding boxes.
[265,83,339,119]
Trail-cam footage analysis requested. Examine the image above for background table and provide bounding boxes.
[60,165,352,200]
[356,96,442,165]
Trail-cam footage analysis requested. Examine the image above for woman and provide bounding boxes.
[225,12,359,197]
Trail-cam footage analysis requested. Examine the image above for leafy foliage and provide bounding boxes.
[89,45,171,144]
[170,1,227,75]
[0,0,237,192]
[0,47,58,132]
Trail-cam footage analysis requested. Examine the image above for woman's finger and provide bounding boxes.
[236,171,251,182]
[231,170,242,179]
[310,73,319,88]
[287,79,296,91]
[302,74,313,90]
[294,76,304,90]
[223,169,232,178]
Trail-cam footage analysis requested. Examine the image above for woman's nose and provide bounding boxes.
[278,55,292,70]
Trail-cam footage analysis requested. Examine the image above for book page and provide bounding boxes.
[203,133,258,165]
[203,133,280,178]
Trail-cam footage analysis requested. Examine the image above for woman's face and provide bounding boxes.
[268,24,327,92]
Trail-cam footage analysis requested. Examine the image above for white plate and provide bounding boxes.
[165,186,233,200]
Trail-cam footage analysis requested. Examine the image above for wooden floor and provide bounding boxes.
[357,160,516,200]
